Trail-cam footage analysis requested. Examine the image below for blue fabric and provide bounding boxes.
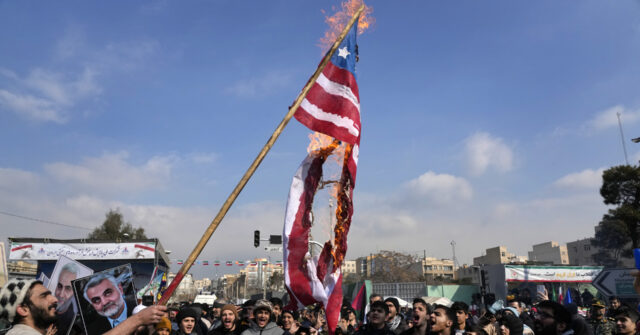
[330,21,358,77]
[564,288,573,305]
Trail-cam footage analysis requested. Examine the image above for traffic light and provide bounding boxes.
[254,230,260,248]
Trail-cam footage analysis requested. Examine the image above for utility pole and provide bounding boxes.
[617,112,630,165]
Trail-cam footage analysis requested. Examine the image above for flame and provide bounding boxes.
[319,0,375,52]
[307,132,335,153]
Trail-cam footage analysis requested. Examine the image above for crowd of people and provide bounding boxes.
[1,278,639,335]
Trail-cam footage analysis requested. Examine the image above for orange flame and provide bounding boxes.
[319,0,375,52]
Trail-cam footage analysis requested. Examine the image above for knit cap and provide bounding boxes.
[0,279,39,323]
[156,317,172,330]
[222,304,238,319]
[177,307,199,323]
[384,297,400,312]
[253,299,273,315]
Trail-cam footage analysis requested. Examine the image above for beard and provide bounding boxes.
[56,296,73,314]
[32,302,58,330]
[98,295,125,318]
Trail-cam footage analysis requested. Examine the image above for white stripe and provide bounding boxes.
[352,144,359,166]
[316,73,360,111]
[301,99,360,138]
[283,154,316,307]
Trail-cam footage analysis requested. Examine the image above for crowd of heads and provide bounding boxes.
[2,278,640,335]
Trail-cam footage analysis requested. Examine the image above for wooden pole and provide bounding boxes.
[158,4,365,305]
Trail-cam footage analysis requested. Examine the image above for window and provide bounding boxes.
[584,245,591,251]
[501,252,506,256]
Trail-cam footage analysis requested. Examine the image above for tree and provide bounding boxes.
[368,250,423,283]
[591,214,632,267]
[88,210,148,240]
[268,271,284,291]
[592,165,640,266]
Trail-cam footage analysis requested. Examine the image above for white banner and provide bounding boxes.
[504,265,603,282]
[9,242,156,260]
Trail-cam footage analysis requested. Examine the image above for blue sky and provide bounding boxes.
[1,0,640,279]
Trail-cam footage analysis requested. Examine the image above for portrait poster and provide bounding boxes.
[72,264,136,335]
[47,255,93,335]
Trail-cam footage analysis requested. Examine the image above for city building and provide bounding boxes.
[528,241,569,265]
[194,277,212,292]
[341,260,356,274]
[456,264,481,284]
[420,257,456,281]
[242,259,283,288]
[167,272,197,303]
[567,237,634,267]
[7,261,37,279]
[566,238,597,266]
[355,255,375,277]
[473,246,528,265]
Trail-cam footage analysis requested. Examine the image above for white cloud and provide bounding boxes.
[1,28,158,123]
[403,171,473,205]
[0,157,608,277]
[587,105,640,131]
[464,132,514,176]
[0,89,64,123]
[189,152,218,164]
[553,168,604,190]
[0,67,101,123]
[0,168,40,191]
[44,151,176,194]
[226,71,292,98]
[97,41,159,72]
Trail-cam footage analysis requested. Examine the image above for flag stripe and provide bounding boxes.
[315,72,359,113]
[306,80,360,126]
[296,103,360,144]
[323,58,360,100]
[294,61,361,145]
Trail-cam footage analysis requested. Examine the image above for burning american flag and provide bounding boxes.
[284,3,370,334]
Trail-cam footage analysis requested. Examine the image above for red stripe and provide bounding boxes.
[326,275,343,335]
[305,82,360,127]
[286,154,326,307]
[351,283,366,311]
[158,271,184,305]
[134,244,155,252]
[11,244,32,252]
[323,62,360,101]
[295,109,359,145]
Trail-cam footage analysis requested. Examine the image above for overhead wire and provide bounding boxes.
[0,210,92,231]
